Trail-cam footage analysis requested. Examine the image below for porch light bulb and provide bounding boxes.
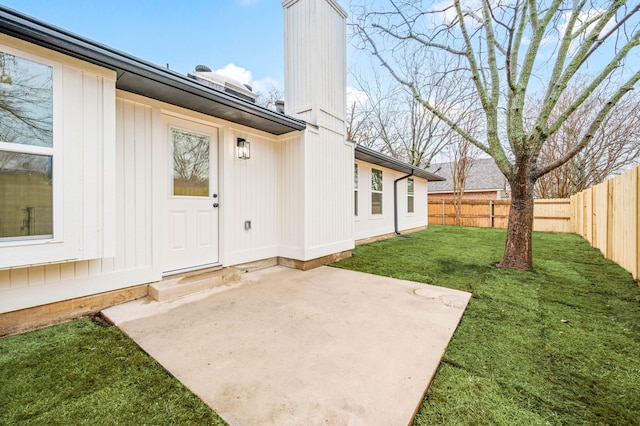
[237,138,250,159]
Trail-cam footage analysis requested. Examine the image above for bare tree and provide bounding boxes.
[255,85,285,111]
[348,55,470,169]
[450,136,478,225]
[353,0,640,270]
[535,86,640,198]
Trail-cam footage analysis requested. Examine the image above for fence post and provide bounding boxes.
[489,200,494,228]
[442,200,445,225]
[606,179,614,258]
[636,165,640,282]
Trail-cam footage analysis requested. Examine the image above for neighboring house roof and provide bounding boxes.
[426,158,507,192]
[355,145,445,181]
[0,6,305,136]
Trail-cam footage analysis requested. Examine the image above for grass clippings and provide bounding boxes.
[333,225,640,425]
[0,316,226,425]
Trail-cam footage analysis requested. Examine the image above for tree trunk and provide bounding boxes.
[454,191,462,226]
[498,164,535,270]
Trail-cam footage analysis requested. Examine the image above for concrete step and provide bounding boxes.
[149,267,242,301]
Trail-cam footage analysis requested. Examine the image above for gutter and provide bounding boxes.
[394,171,414,237]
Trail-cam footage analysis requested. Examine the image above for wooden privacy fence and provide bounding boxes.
[427,198,572,233]
[427,166,639,281]
[571,165,640,281]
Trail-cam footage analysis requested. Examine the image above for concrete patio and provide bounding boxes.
[102,266,471,425]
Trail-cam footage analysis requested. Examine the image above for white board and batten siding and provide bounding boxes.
[283,0,346,126]
[282,0,354,260]
[0,90,157,314]
[2,0,358,314]
[0,35,125,313]
[303,127,354,259]
[1,83,310,312]
[221,127,283,266]
[106,93,308,279]
[354,160,428,241]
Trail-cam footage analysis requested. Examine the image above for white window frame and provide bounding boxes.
[371,168,383,215]
[0,44,63,247]
[407,178,415,214]
[354,163,359,217]
[0,42,81,269]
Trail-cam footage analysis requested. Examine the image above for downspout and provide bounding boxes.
[394,170,414,236]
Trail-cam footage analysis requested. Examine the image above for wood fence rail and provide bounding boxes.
[427,198,572,233]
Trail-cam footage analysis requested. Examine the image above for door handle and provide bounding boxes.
[213,203,219,208]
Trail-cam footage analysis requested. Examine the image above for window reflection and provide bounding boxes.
[171,128,210,197]
[0,152,53,239]
[0,52,53,148]
[0,49,54,241]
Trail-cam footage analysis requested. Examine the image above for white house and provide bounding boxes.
[0,0,443,320]
[354,145,439,243]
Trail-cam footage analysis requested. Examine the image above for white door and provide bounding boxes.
[164,121,219,274]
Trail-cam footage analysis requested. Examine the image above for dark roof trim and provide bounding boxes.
[354,145,445,181]
[0,6,306,136]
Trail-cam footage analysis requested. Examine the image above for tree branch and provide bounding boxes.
[536,69,640,178]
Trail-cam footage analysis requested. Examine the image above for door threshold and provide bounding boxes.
[162,263,222,278]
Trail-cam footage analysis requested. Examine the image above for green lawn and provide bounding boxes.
[1,225,639,425]
[0,317,226,425]
[333,225,640,425]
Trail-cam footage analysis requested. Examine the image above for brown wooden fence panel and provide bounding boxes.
[533,199,572,233]
[427,198,570,232]
[570,165,639,281]
[429,169,640,281]
[612,168,637,279]
[593,182,609,256]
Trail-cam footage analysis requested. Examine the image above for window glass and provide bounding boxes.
[0,152,53,239]
[407,178,415,213]
[0,52,53,147]
[371,168,383,192]
[171,128,210,197]
[372,192,382,214]
[0,50,54,240]
[371,168,383,215]
[354,164,358,216]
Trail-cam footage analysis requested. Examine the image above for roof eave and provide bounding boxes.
[354,145,445,181]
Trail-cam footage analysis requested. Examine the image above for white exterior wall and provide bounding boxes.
[0,94,157,314]
[114,92,298,274]
[221,126,284,266]
[0,36,123,313]
[354,160,428,241]
[303,127,354,260]
[283,0,354,260]
[0,0,366,313]
[0,76,304,313]
[284,0,346,124]
[277,133,305,258]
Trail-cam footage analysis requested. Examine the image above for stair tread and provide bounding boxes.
[149,267,242,301]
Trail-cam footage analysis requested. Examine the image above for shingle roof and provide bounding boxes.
[426,158,507,192]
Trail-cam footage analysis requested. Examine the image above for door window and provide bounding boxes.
[170,128,210,197]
